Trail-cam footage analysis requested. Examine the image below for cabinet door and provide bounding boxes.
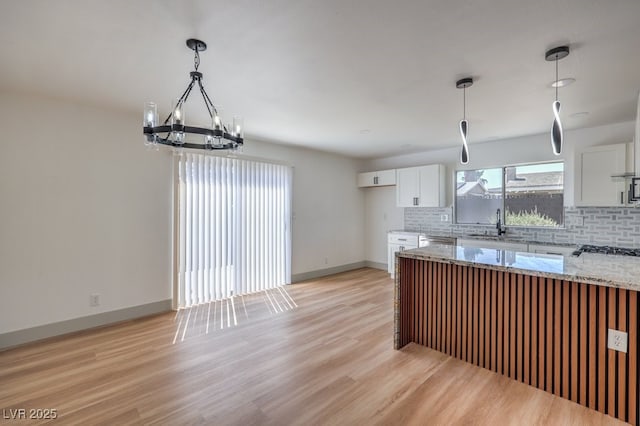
[358,169,396,187]
[418,164,444,207]
[357,171,376,187]
[396,167,420,207]
[388,243,396,274]
[575,144,626,206]
[388,242,418,277]
[376,169,396,186]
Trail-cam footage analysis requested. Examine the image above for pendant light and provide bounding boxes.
[545,45,570,155]
[456,77,473,164]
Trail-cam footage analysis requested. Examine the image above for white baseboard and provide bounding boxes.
[291,261,368,283]
[0,299,172,351]
[364,261,387,271]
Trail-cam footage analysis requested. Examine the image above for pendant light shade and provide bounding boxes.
[456,77,473,165]
[459,119,469,164]
[545,45,570,156]
[551,100,562,155]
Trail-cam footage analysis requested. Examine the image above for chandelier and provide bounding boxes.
[143,39,244,150]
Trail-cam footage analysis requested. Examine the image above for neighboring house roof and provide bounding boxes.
[457,171,563,196]
[506,171,563,193]
[456,180,489,196]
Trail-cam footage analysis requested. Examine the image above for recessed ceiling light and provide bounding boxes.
[550,78,576,88]
[570,111,589,118]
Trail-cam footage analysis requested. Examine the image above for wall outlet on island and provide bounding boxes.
[608,329,628,353]
[90,293,101,307]
[440,214,449,222]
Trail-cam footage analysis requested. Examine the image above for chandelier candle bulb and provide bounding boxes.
[233,117,244,138]
[172,102,184,125]
[144,102,157,127]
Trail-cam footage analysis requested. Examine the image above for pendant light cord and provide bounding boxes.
[463,86,466,120]
[555,57,558,101]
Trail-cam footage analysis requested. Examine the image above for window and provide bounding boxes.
[455,168,503,225]
[456,162,564,227]
[176,153,292,308]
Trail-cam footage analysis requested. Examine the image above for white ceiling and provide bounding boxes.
[1,0,639,158]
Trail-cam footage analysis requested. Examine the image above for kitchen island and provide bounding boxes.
[394,242,639,425]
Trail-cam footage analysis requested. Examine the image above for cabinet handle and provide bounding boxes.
[374,176,378,185]
[621,191,624,204]
[413,197,419,206]
[398,238,407,241]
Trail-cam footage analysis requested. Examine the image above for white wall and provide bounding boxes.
[0,91,366,334]
[361,121,635,265]
[0,91,173,334]
[235,139,366,275]
[363,186,403,264]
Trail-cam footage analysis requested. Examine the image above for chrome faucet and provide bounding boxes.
[496,208,506,236]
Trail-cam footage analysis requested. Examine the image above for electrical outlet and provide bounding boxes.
[440,214,449,222]
[90,294,100,307]
[608,329,628,353]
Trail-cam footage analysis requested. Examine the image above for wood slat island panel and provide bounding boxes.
[395,257,640,425]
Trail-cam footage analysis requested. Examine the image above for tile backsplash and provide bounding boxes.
[405,206,640,247]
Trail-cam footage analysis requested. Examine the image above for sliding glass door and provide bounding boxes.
[176,153,291,308]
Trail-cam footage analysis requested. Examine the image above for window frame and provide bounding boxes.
[454,160,565,228]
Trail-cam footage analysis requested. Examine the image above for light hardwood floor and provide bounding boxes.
[0,268,626,425]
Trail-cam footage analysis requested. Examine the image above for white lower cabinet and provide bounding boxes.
[388,232,425,278]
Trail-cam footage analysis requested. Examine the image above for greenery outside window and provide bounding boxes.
[455,162,564,227]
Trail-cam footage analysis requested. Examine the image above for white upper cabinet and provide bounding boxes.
[357,169,396,187]
[396,164,446,207]
[575,143,630,206]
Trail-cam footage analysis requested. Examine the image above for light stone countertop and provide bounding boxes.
[398,242,640,292]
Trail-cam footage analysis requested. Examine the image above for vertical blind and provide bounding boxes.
[177,153,292,308]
